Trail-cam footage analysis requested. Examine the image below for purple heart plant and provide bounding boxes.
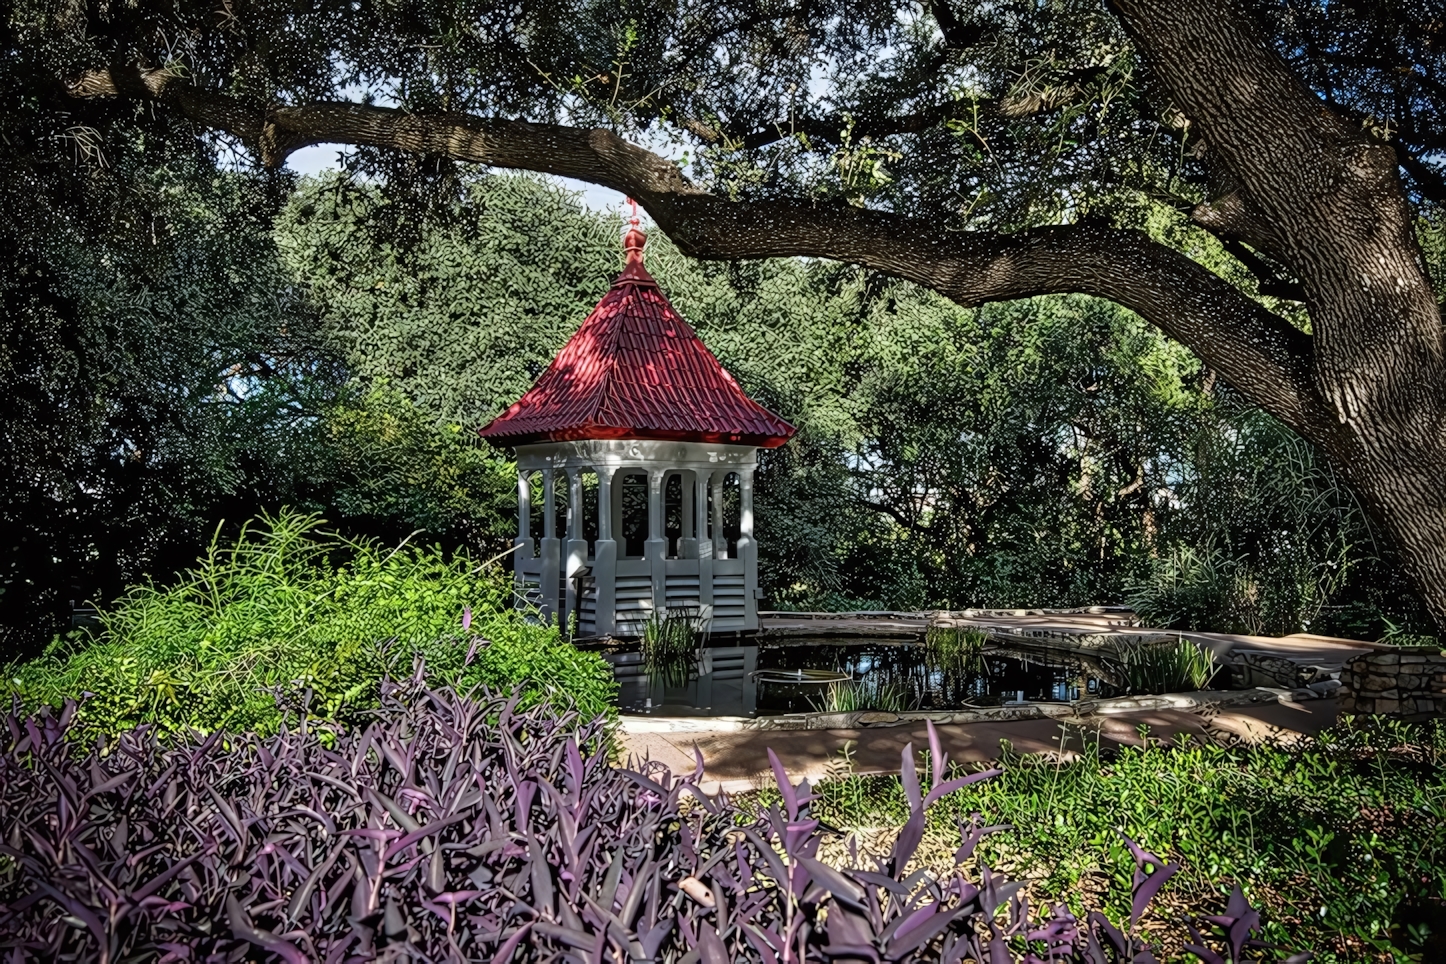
[0,669,1306,962]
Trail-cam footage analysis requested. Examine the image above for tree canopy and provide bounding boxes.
[274,172,1405,636]
[5,0,1444,640]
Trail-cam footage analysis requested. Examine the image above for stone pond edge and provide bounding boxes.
[615,687,1332,733]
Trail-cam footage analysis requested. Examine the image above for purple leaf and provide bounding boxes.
[0,671,1310,964]
[924,767,1001,809]
[697,922,729,964]
[766,747,798,820]
[926,719,947,788]
[226,895,310,964]
[490,922,534,963]
[796,855,865,908]
[900,743,922,815]
[1124,836,1180,928]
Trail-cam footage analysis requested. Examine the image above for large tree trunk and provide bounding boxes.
[1109,0,1446,628]
[62,0,1446,629]
[1336,436,1446,624]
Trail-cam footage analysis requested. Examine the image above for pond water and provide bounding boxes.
[606,636,1126,717]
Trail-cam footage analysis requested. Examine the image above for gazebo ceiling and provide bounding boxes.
[478,227,796,449]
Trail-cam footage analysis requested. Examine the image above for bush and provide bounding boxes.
[926,624,989,668]
[0,678,1293,963]
[3,509,615,741]
[1113,637,1218,694]
[804,720,1446,961]
[642,605,706,656]
[809,677,912,713]
[1125,545,1241,632]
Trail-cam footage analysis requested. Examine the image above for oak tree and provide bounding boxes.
[26,0,1446,625]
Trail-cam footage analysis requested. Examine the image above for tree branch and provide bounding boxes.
[696,71,1105,152]
[1217,237,1305,301]
[67,63,1329,441]
[859,497,927,533]
[1108,0,1443,379]
[928,0,997,51]
[1397,147,1446,209]
[1305,96,1446,208]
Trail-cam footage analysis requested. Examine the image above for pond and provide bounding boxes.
[605,636,1128,717]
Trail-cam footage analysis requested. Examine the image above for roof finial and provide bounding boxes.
[617,196,653,284]
[623,197,646,252]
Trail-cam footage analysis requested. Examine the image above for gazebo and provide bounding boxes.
[478,222,794,636]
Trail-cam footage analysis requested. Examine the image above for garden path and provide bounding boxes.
[618,696,1341,796]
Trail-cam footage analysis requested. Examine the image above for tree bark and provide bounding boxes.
[1109,0,1446,631]
[65,0,1446,630]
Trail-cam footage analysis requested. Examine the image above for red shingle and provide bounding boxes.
[478,229,795,448]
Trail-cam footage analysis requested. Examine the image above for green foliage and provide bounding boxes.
[15,0,1187,230]
[1113,638,1218,694]
[8,0,1440,648]
[4,510,615,743]
[316,384,517,553]
[640,606,706,687]
[274,173,1418,633]
[808,678,911,714]
[0,147,335,660]
[276,173,618,430]
[1376,618,1441,650]
[926,625,990,665]
[1127,408,1377,637]
[805,720,1446,961]
[641,606,704,660]
[5,157,1417,659]
[1126,546,1239,633]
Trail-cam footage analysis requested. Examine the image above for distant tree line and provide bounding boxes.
[2,154,1429,657]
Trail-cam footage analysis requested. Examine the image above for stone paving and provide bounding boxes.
[618,694,1342,796]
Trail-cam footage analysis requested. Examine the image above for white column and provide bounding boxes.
[611,473,627,554]
[515,471,534,554]
[679,470,699,559]
[711,472,726,560]
[564,468,587,634]
[739,465,758,630]
[515,470,534,603]
[594,467,617,635]
[696,470,714,626]
[646,468,668,617]
[539,467,561,625]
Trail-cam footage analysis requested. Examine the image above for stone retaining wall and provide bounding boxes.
[1339,650,1446,718]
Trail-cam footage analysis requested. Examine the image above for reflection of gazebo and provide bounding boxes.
[478,224,794,636]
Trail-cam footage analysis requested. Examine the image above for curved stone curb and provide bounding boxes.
[616,688,1306,733]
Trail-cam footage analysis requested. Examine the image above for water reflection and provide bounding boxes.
[607,636,1125,717]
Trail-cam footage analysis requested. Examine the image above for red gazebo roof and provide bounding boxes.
[478,227,795,448]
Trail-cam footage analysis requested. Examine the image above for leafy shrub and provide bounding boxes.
[642,605,706,655]
[809,677,912,713]
[0,677,1295,962]
[640,606,708,687]
[1379,618,1441,650]
[319,384,519,552]
[4,509,615,741]
[1126,545,1241,632]
[1113,637,1219,694]
[926,625,989,668]
[805,720,1446,961]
